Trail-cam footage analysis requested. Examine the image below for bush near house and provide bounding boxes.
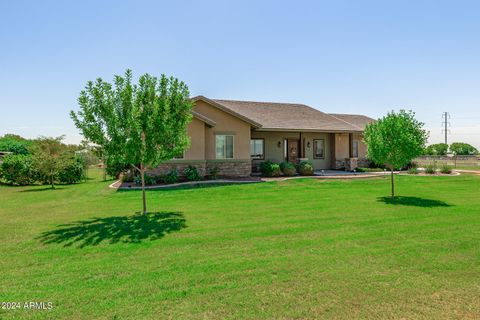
[425,164,437,174]
[260,160,281,177]
[208,165,219,180]
[184,165,202,181]
[280,161,296,176]
[298,161,314,176]
[440,164,452,174]
[134,174,156,186]
[408,167,419,174]
[163,169,179,184]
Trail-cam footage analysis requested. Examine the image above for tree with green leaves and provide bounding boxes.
[424,143,448,156]
[0,134,32,155]
[450,142,478,155]
[31,136,69,189]
[70,70,193,214]
[364,110,428,198]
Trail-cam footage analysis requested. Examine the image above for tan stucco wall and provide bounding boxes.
[194,100,251,160]
[184,117,205,160]
[301,132,332,169]
[335,133,367,159]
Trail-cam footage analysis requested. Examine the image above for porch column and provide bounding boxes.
[348,133,353,158]
[346,133,358,171]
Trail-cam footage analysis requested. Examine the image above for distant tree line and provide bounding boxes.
[423,142,478,156]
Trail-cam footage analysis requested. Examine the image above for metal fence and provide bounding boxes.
[415,155,480,168]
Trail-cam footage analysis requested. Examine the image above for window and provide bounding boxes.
[216,135,234,159]
[313,139,325,159]
[352,140,359,158]
[250,139,264,159]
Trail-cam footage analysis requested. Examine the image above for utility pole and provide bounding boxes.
[441,112,451,145]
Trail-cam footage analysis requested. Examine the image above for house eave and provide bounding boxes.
[192,110,216,127]
[253,128,364,133]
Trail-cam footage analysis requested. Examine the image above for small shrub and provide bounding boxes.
[440,164,452,174]
[153,175,163,184]
[260,160,281,177]
[407,167,419,175]
[134,174,156,186]
[58,157,85,184]
[208,165,219,180]
[298,161,314,176]
[120,170,135,183]
[280,161,296,176]
[0,154,35,185]
[163,169,179,184]
[424,164,436,174]
[184,165,202,181]
[369,161,385,169]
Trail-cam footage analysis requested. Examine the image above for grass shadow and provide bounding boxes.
[378,196,452,207]
[38,211,186,248]
[19,187,64,192]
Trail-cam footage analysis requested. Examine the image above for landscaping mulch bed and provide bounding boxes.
[112,176,263,189]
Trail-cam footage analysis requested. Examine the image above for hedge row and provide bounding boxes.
[260,160,314,177]
[0,154,85,186]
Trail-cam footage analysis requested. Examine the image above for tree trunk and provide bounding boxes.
[140,162,147,214]
[103,162,106,181]
[50,174,55,189]
[390,168,395,198]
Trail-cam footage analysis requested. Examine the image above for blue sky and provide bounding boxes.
[1,0,479,147]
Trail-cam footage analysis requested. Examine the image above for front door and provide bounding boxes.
[287,139,299,163]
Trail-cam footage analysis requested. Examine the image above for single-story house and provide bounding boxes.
[150,96,375,177]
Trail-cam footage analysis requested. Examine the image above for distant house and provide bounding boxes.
[150,96,374,177]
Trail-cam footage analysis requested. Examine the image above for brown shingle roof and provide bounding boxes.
[192,110,216,127]
[192,96,373,132]
[328,114,375,130]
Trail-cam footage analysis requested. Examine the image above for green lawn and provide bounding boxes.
[1,170,479,319]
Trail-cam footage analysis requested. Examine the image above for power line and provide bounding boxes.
[441,112,451,144]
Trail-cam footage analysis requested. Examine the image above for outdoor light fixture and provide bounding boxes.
[307,141,311,149]
[277,141,281,148]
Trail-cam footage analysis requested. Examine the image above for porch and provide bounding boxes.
[251,130,368,172]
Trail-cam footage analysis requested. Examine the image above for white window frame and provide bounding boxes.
[216,135,234,159]
[250,138,264,160]
[313,139,325,159]
[352,140,359,158]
